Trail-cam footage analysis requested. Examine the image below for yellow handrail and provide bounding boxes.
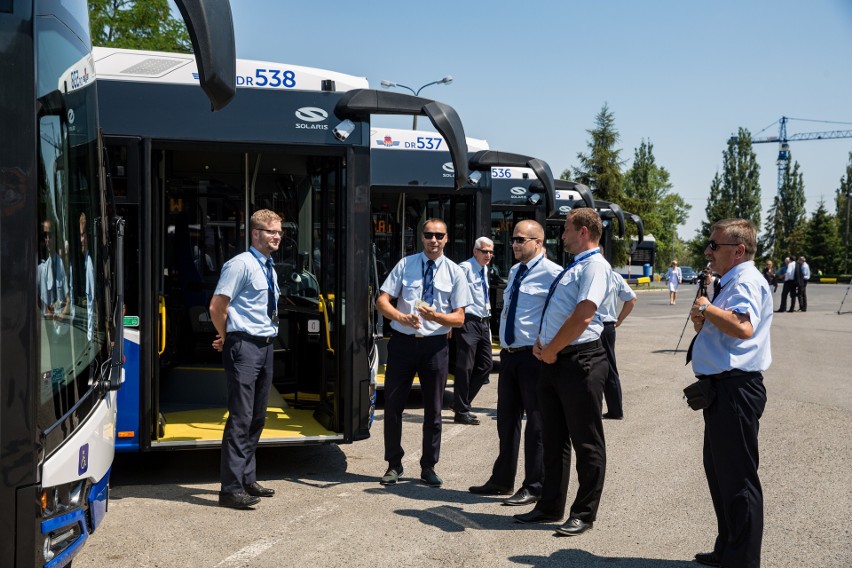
[158,295,167,356]
[319,294,334,354]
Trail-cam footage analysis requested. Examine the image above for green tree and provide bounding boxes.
[805,201,842,274]
[90,0,191,52]
[622,140,690,272]
[836,152,852,272]
[565,103,626,204]
[775,160,807,258]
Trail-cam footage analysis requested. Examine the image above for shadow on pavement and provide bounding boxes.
[510,548,695,567]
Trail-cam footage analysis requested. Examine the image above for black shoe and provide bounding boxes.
[420,468,443,487]
[502,487,540,506]
[602,412,624,420]
[775,309,786,313]
[453,412,481,425]
[513,508,562,524]
[380,466,403,485]
[554,517,593,536]
[694,551,722,567]
[244,482,275,497]
[468,481,512,495]
[218,491,260,510]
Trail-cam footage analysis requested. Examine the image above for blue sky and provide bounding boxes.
[225,0,852,240]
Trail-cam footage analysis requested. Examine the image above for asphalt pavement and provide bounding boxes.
[78,283,851,567]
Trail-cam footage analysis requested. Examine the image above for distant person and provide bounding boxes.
[375,219,471,488]
[514,209,611,538]
[688,218,772,568]
[38,219,69,321]
[78,213,96,341]
[209,209,282,510]
[599,270,637,420]
[795,256,810,312]
[666,260,682,305]
[777,256,796,312]
[453,237,495,425]
[762,260,776,293]
[469,220,561,507]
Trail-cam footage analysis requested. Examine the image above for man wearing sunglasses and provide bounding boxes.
[469,220,561,508]
[453,236,496,426]
[688,219,772,568]
[375,218,472,488]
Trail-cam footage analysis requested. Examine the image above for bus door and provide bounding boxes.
[150,146,346,448]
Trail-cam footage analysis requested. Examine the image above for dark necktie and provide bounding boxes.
[481,267,489,308]
[686,283,725,364]
[266,257,276,321]
[504,263,528,345]
[423,259,436,305]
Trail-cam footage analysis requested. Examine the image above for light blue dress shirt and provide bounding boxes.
[600,271,636,323]
[214,246,280,338]
[539,248,610,346]
[499,253,562,348]
[459,256,491,318]
[692,261,773,376]
[380,252,472,337]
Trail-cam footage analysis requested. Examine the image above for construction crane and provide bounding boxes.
[746,116,852,193]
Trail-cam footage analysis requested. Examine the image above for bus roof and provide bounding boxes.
[92,47,369,92]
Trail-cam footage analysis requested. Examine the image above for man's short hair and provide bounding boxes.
[567,208,602,243]
[250,209,282,229]
[710,218,756,259]
[474,236,494,249]
[422,218,447,233]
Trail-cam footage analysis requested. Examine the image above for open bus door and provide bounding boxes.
[370,128,488,389]
[467,151,555,343]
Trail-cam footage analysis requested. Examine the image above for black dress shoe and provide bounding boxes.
[380,466,403,485]
[694,551,722,567]
[468,482,512,495]
[554,517,593,536]
[513,508,562,524]
[503,487,540,506]
[602,412,624,420]
[245,482,275,497]
[218,491,260,510]
[453,412,481,425]
[420,468,443,487]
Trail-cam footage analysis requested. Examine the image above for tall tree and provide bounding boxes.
[622,139,690,272]
[566,103,625,204]
[805,201,842,274]
[90,0,192,52]
[836,152,852,272]
[776,160,807,257]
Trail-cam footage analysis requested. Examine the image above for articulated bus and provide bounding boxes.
[0,1,235,566]
[370,128,489,388]
[93,49,470,451]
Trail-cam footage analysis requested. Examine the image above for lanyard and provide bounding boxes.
[253,252,275,292]
[513,254,543,290]
[539,248,600,334]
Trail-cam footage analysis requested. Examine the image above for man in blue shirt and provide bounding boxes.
[210,209,282,510]
[453,236,495,425]
[514,208,611,538]
[375,219,472,488]
[469,220,561,507]
[599,270,637,420]
[689,218,772,568]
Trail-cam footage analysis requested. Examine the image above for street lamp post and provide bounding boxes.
[379,76,453,129]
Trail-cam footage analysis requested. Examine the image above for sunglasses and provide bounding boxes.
[510,236,536,244]
[476,248,494,255]
[423,232,446,240]
[708,240,740,251]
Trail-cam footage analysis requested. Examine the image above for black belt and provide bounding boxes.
[231,331,275,345]
[697,369,762,381]
[394,331,446,340]
[503,345,533,353]
[465,314,490,323]
[557,339,602,356]
[603,321,616,327]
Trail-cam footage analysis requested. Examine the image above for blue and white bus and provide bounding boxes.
[0,1,235,566]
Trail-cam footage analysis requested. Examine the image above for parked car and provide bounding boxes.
[680,266,698,284]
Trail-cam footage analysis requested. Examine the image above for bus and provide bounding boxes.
[369,128,489,388]
[93,49,470,451]
[0,1,235,565]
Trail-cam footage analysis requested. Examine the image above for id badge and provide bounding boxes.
[271,313,280,326]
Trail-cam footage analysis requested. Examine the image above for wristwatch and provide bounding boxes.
[698,303,709,314]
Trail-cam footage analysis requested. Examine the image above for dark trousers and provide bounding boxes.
[535,345,608,521]
[703,373,766,568]
[453,318,493,414]
[383,333,448,470]
[600,322,623,417]
[779,280,796,311]
[487,348,543,494]
[797,282,807,311]
[220,335,273,493]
